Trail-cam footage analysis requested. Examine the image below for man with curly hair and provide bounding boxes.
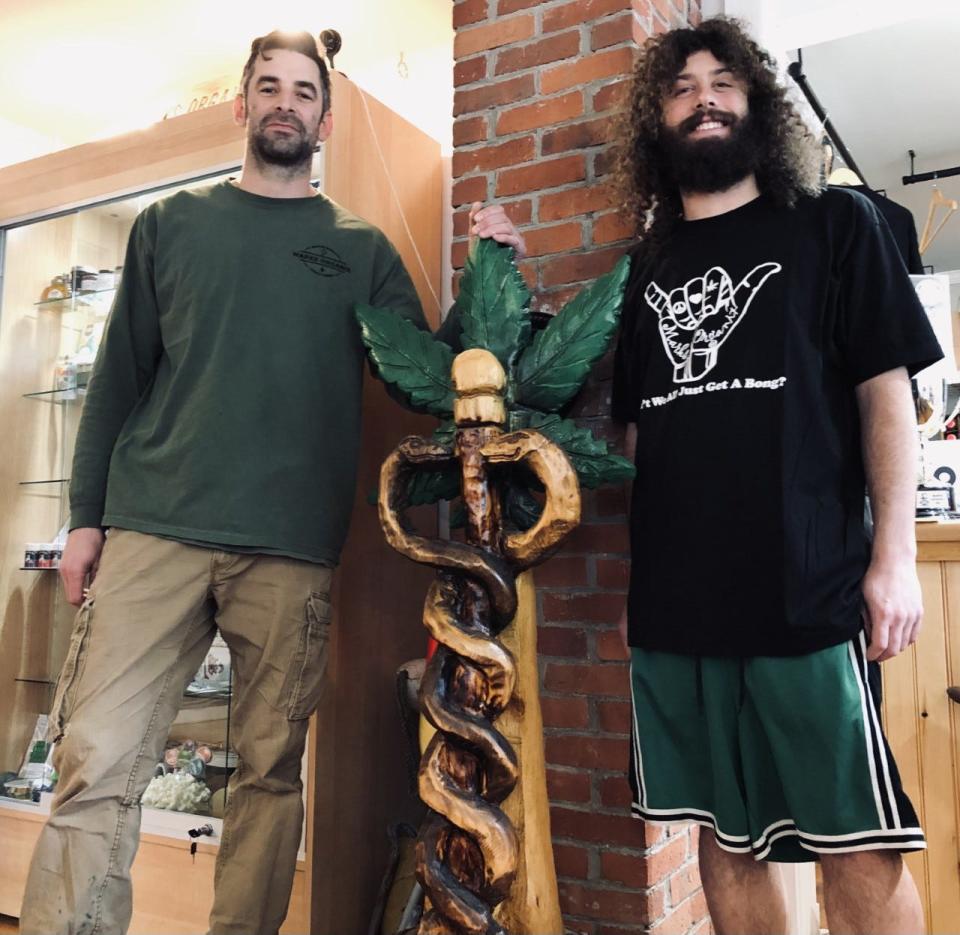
[611,17,941,934]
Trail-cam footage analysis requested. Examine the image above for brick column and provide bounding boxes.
[452,1,709,933]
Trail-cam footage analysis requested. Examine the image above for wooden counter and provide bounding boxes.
[917,519,960,561]
[882,521,960,933]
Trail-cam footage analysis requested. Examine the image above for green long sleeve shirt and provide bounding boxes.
[70,181,438,564]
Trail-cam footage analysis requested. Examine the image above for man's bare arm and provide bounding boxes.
[856,366,922,661]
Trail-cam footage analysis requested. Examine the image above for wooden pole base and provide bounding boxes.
[418,569,562,934]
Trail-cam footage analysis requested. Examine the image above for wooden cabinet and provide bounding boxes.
[882,523,960,934]
[0,72,442,933]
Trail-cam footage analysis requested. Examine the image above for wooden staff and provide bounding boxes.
[379,349,579,933]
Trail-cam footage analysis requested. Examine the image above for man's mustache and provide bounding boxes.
[259,115,306,134]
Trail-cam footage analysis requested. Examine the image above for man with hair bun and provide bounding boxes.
[612,17,940,933]
[20,29,523,935]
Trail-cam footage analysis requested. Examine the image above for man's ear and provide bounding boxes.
[317,109,334,143]
[233,93,246,127]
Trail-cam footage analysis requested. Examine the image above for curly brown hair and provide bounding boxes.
[614,16,821,244]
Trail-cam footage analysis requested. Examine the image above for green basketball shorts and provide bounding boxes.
[628,632,925,862]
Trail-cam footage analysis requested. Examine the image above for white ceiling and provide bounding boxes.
[0,0,453,167]
[791,13,960,276]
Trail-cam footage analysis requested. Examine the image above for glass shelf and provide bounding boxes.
[34,288,115,309]
[183,687,233,701]
[23,388,86,403]
[19,567,58,572]
[19,478,70,486]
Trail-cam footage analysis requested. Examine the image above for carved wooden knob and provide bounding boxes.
[452,349,506,427]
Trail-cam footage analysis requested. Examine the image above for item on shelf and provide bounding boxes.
[155,740,215,781]
[18,717,51,775]
[184,756,206,779]
[207,750,238,770]
[2,778,33,800]
[69,265,98,293]
[75,362,93,390]
[39,275,71,302]
[73,320,105,365]
[186,634,231,697]
[162,747,180,771]
[94,269,115,290]
[16,717,57,801]
[24,532,64,570]
[141,770,212,813]
[54,356,77,400]
[917,482,954,518]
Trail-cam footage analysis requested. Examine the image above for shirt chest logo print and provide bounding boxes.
[645,262,781,383]
[293,244,352,277]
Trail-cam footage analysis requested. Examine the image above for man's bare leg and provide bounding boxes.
[698,829,787,935]
[821,850,923,934]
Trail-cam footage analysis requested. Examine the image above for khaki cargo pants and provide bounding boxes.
[20,529,334,935]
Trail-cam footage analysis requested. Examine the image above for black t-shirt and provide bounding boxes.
[845,184,924,275]
[612,189,942,657]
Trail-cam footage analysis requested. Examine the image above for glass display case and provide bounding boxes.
[0,173,241,821]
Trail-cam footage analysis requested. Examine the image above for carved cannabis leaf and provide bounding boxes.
[528,413,634,489]
[515,255,631,411]
[356,304,455,417]
[357,241,635,501]
[455,237,532,372]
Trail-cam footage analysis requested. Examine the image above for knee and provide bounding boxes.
[232,721,308,792]
[699,829,763,872]
[821,849,903,885]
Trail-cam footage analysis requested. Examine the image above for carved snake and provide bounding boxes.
[379,430,579,934]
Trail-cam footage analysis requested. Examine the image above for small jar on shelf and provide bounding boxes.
[39,275,71,302]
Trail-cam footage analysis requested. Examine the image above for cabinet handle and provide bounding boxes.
[948,687,960,704]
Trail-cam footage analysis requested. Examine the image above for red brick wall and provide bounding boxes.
[452,1,710,932]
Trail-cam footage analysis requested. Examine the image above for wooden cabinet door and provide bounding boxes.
[882,560,960,933]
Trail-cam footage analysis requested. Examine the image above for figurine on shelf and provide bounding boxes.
[145,739,215,813]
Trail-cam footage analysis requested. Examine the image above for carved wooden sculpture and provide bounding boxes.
[357,240,632,934]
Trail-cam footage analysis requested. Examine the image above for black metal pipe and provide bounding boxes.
[786,59,869,189]
[903,166,960,186]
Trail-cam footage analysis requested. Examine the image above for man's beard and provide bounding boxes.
[249,115,316,170]
[658,110,761,194]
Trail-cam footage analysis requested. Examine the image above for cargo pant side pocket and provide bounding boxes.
[47,598,95,744]
[282,592,333,720]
